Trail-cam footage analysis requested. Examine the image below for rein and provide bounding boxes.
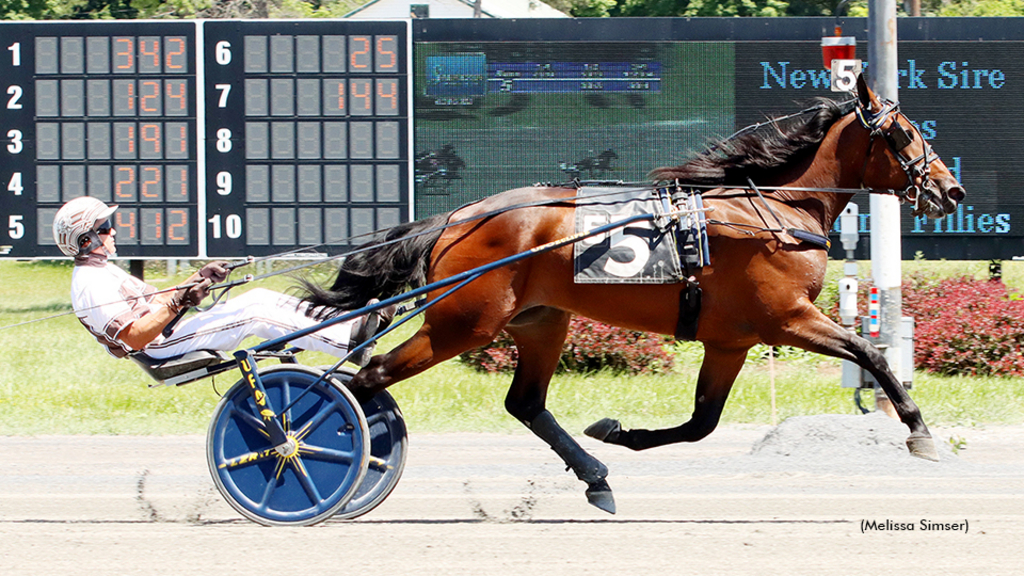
[0,100,934,331]
[855,98,940,215]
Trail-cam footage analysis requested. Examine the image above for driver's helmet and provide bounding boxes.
[52,197,118,257]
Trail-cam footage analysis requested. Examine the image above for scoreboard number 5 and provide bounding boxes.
[830,59,862,93]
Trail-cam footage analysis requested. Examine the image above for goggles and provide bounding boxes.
[95,219,114,235]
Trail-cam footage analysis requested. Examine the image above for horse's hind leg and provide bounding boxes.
[586,345,749,450]
[775,306,939,461]
[504,307,615,514]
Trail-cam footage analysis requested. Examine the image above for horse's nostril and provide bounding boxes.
[949,186,966,203]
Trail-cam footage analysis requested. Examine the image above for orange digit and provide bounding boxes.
[165,37,185,70]
[142,167,162,199]
[115,38,133,69]
[115,211,136,240]
[122,125,136,154]
[175,124,187,155]
[140,38,160,70]
[377,79,397,113]
[172,166,188,199]
[336,80,346,112]
[352,80,371,111]
[376,36,396,69]
[116,167,135,199]
[141,81,160,113]
[166,80,187,112]
[168,209,187,242]
[141,123,161,154]
[351,36,370,69]
[124,81,135,112]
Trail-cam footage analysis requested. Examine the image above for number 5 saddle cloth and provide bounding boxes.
[573,185,710,285]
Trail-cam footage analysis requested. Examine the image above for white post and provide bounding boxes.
[868,0,902,418]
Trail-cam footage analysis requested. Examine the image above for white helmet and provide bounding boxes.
[52,197,118,257]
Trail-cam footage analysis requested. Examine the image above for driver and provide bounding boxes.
[53,196,390,366]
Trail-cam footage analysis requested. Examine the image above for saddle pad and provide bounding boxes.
[573,186,685,284]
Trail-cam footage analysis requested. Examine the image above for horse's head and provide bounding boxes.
[855,75,965,218]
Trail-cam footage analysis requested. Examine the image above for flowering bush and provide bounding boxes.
[459,316,674,375]
[824,273,1024,377]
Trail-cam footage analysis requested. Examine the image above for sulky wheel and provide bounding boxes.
[318,367,409,520]
[206,365,370,526]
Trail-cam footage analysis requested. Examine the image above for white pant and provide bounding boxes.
[143,288,357,360]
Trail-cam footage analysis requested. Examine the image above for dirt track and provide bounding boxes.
[2,414,1023,575]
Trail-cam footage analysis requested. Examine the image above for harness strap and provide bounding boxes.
[745,177,831,250]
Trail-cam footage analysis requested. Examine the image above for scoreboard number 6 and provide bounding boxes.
[830,59,862,93]
[215,41,232,65]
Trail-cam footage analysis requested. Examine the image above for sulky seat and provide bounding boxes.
[130,349,233,386]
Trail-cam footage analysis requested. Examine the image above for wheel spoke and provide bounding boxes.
[217,447,277,470]
[291,457,322,504]
[256,458,284,510]
[280,379,292,431]
[365,411,386,427]
[297,444,357,465]
[367,456,391,472]
[226,405,270,438]
[293,399,340,440]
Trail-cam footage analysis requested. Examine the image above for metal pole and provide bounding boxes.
[867,0,902,418]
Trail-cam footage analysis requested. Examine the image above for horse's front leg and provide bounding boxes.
[585,345,749,450]
[504,307,615,514]
[775,305,939,461]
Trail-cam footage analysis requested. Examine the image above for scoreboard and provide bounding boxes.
[203,20,409,257]
[0,19,410,259]
[1,22,199,258]
[412,17,1024,261]
[5,17,1024,261]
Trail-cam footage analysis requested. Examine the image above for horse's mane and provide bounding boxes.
[649,98,857,186]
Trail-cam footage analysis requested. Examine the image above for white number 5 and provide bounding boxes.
[8,215,24,239]
[831,59,862,93]
[604,225,651,278]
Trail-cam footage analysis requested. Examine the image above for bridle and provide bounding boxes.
[855,98,941,216]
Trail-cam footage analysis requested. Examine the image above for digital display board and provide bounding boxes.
[4,18,1023,261]
[0,19,410,259]
[413,18,1024,260]
[414,40,728,220]
[1,21,199,258]
[203,20,410,257]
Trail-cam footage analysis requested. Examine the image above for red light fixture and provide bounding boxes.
[821,0,855,70]
[822,28,856,70]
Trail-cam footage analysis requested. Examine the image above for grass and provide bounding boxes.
[2,259,1024,436]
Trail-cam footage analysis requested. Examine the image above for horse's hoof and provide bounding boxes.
[907,433,940,462]
[584,418,622,443]
[585,479,616,514]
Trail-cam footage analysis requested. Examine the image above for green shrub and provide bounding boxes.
[824,273,1024,377]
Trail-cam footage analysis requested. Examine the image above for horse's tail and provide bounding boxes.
[299,213,449,319]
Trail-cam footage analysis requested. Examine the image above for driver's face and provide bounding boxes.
[94,222,117,256]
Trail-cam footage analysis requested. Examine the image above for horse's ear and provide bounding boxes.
[855,74,880,112]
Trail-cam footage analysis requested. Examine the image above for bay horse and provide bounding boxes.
[302,76,965,513]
